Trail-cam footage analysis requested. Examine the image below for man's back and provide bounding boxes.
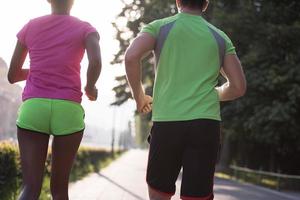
[142,12,236,121]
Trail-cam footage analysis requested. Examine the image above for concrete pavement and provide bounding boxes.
[69,150,299,200]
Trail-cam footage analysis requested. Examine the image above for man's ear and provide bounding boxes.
[202,0,210,12]
[176,0,182,9]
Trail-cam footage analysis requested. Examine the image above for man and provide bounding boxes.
[125,0,246,199]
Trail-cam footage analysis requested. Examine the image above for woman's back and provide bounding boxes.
[18,15,97,103]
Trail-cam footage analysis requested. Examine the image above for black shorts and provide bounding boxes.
[146,119,220,200]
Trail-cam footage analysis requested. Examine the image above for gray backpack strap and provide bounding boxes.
[207,26,226,67]
[154,21,176,66]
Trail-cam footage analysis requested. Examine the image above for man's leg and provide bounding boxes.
[17,128,50,200]
[147,121,187,200]
[50,131,83,200]
[148,186,172,200]
[180,119,220,200]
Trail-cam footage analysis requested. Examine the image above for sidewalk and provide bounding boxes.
[69,150,150,200]
[69,150,300,200]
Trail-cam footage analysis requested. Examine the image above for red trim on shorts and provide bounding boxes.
[148,184,174,197]
[181,193,214,200]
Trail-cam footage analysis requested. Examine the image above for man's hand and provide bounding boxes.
[85,86,98,101]
[136,94,153,114]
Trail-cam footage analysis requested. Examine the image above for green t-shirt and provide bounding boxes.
[141,12,236,121]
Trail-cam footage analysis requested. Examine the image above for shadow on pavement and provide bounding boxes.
[97,172,147,200]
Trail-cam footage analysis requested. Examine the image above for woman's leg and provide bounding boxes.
[50,131,83,200]
[17,128,50,200]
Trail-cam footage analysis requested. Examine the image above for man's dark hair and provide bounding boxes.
[181,0,206,9]
[52,0,70,5]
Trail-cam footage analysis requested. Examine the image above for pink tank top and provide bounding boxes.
[17,14,98,103]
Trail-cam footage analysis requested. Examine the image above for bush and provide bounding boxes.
[70,147,113,181]
[0,142,20,200]
[0,141,121,200]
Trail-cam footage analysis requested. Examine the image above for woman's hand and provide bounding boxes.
[85,85,98,101]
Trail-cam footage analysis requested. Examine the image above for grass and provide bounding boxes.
[215,170,300,191]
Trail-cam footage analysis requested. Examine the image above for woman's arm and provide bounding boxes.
[8,41,29,84]
[84,32,102,101]
[216,54,247,101]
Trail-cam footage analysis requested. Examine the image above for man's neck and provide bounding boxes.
[180,7,203,16]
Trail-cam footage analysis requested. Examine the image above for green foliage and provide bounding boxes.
[0,142,121,200]
[0,142,20,200]
[70,147,113,181]
[111,0,179,145]
[217,169,300,191]
[213,0,300,174]
[111,0,176,106]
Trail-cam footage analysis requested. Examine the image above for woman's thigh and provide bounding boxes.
[17,128,50,187]
[50,131,83,190]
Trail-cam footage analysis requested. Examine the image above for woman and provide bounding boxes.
[7,0,101,199]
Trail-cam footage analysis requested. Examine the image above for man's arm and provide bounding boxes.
[125,33,155,113]
[216,54,247,101]
[8,41,29,84]
[85,32,102,101]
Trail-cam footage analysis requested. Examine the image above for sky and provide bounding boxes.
[0,0,136,141]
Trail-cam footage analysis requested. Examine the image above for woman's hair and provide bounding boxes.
[180,0,206,9]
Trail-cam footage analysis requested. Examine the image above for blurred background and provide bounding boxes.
[0,0,300,199]
[0,0,136,149]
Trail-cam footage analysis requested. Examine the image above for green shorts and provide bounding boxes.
[17,98,85,136]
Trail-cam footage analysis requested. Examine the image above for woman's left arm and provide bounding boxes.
[8,41,29,84]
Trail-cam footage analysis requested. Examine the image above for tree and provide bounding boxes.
[213,0,300,174]
[111,0,177,147]
[111,0,177,106]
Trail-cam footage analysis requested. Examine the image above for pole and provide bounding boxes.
[111,106,116,157]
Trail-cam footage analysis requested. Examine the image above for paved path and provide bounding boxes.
[69,150,299,200]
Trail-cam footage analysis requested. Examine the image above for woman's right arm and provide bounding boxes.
[84,32,102,101]
[8,41,29,84]
[216,54,247,101]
